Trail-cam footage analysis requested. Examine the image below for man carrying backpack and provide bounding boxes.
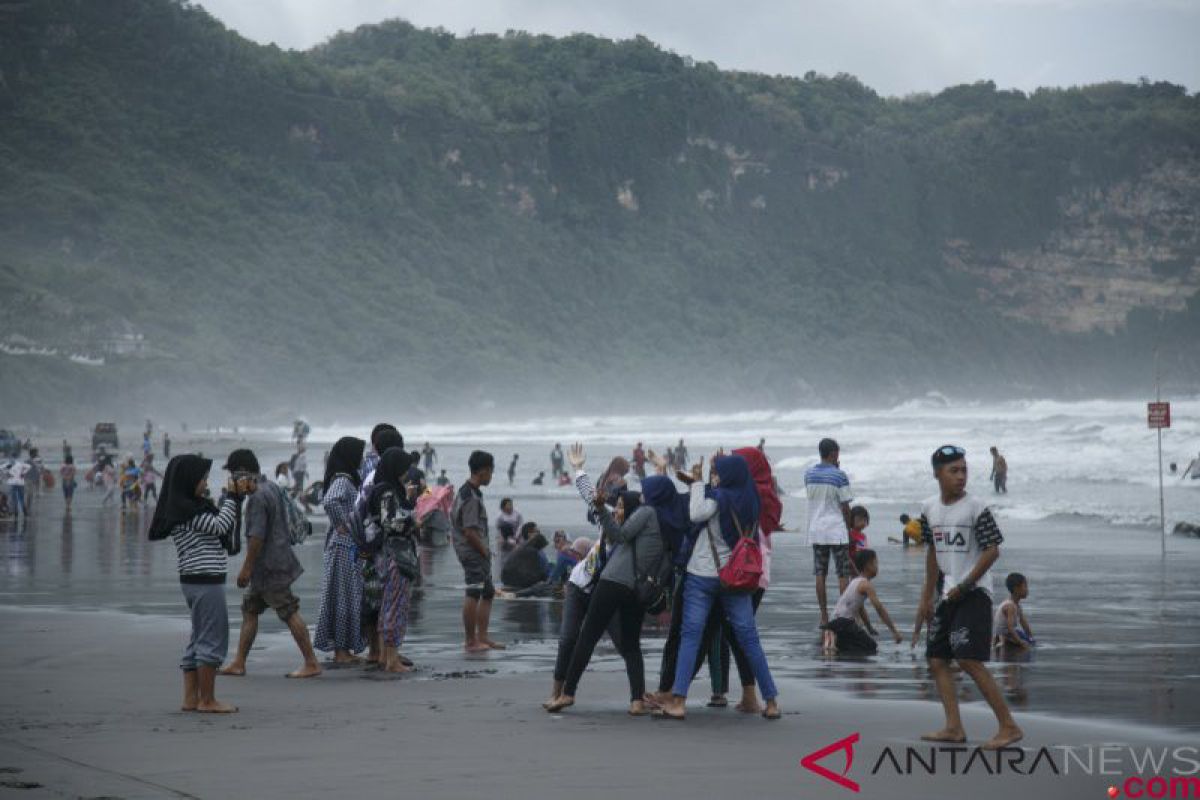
[218,449,322,679]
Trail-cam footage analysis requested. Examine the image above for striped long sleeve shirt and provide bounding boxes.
[172,496,238,582]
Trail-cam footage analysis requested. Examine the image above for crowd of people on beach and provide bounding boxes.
[125,420,1032,749]
[0,421,1032,748]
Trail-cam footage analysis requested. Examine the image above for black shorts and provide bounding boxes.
[813,544,850,578]
[826,617,877,655]
[926,589,992,662]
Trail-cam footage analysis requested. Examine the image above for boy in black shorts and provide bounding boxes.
[917,445,1023,750]
[453,451,505,652]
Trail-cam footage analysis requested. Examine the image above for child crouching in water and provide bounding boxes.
[993,572,1035,650]
[822,549,902,655]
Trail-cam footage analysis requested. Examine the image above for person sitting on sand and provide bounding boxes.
[917,445,1023,750]
[495,497,523,548]
[822,549,902,655]
[500,526,552,592]
[532,471,546,486]
[993,572,1035,651]
[453,451,504,652]
[149,454,241,713]
[219,449,321,680]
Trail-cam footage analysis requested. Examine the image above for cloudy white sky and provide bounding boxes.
[198,0,1198,97]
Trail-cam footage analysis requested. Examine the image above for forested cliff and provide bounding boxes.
[1,0,1197,424]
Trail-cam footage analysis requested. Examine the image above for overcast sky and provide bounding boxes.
[198,0,1198,97]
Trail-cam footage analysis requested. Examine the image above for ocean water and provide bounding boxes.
[3,397,1199,732]
[289,395,1200,530]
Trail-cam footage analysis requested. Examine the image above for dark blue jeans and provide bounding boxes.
[672,574,777,700]
[8,485,25,515]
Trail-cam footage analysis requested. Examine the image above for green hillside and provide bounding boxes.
[1,0,1197,425]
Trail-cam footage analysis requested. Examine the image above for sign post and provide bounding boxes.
[1148,401,1170,556]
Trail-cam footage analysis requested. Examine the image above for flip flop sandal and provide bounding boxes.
[707,696,729,708]
[651,708,686,721]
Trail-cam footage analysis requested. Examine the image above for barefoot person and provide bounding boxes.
[149,454,241,713]
[805,438,855,627]
[917,445,1023,750]
[453,451,504,652]
[219,449,321,679]
[822,549,902,655]
[362,448,421,673]
[314,437,368,664]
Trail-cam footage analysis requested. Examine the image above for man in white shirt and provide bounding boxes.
[804,438,854,626]
[5,458,31,517]
[917,445,1022,751]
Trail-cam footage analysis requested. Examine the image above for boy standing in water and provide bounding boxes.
[918,445,1022,749]
[453,451,504,652]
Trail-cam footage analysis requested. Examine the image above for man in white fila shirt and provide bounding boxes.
[917,445,1023,750]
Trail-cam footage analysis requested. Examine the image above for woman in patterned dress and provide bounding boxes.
[364,448,420,673]
[315,436,367,663]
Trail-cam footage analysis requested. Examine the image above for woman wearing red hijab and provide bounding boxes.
[696,446,783,713]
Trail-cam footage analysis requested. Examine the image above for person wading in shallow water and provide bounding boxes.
[219,449,321,679]
[453,451,505,652]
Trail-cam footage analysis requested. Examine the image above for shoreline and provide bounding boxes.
[0,606,1184,800]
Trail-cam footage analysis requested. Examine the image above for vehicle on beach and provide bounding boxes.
[0,429,19,458]
[92,423,119,458]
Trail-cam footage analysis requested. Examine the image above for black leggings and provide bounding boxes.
[562,580,644,700]
[554,583,622,683]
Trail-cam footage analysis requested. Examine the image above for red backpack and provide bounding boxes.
[706,512,763,593]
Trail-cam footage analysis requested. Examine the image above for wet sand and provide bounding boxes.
[2,433,1199,798]
[0,606,1183,800]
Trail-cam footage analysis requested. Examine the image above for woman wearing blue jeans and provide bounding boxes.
[656,453,780,720]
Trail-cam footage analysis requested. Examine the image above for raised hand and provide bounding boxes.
[567,442,586,471]
[691,457,704,484]
[647,449,668,474]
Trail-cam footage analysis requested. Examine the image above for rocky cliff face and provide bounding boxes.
[944,156,1200,334]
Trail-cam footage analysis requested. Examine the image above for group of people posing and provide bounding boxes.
[149,422,1027,749]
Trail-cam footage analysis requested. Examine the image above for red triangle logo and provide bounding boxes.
[800,732,861,793]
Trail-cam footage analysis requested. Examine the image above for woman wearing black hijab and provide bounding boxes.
[314,436,368,663]
[149,454,240,713]
[364,447,420,673]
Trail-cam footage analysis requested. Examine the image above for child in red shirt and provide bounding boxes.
[849,505,870,562]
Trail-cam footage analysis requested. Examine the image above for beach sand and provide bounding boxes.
[0,606,1185,800]
[2,430,1198,799]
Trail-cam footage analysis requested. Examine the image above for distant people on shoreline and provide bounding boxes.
[550,443,564,480]
[990,446,1008,494]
